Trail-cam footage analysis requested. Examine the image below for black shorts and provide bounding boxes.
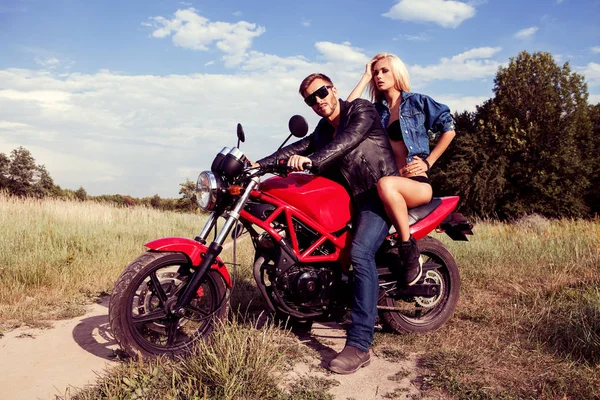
[408,175,431,185]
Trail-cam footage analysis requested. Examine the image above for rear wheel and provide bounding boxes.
[380,236,460,333]
[109,251,229,359]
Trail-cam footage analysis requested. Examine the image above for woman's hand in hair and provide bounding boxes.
[348,58,378,102]
[363,58,378,80]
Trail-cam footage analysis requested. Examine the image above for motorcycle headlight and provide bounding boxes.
[196,171,221,211]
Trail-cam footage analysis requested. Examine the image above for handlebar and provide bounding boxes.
[302,162,316,172]
[259,159,318,175]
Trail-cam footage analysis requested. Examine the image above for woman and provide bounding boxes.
[348,53,456,286]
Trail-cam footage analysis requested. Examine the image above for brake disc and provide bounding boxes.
[137,271,183,333]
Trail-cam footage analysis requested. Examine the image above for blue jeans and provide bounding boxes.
[346,194,391,352]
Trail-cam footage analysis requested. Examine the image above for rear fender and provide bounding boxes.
[145,237,232,287]
[439,212,474,241]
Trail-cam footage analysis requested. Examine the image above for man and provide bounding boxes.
[255,73,399,374]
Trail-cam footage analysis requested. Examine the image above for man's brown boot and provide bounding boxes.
[328,344,371,374]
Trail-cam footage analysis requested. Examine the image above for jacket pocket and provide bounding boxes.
[401,110,425,129]
[359,154,378,189]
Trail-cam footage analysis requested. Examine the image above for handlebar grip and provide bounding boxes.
[267,159,317,173]
[302,162,318,173]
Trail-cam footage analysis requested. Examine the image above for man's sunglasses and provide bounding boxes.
[304,85,333,107]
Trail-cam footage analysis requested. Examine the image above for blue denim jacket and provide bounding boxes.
[374,92,455,164]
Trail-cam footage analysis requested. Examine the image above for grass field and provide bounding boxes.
[0,193,207,331]
[1,194,599,399]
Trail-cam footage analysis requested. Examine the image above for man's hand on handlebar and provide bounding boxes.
[288,155,312,171]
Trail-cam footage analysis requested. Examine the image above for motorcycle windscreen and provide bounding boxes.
[260,174,352,232]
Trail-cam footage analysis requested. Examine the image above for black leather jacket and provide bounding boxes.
[257,99,399,206]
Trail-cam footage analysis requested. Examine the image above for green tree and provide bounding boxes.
[433,51,594,219]
[178,179,198,212]
[74,186,87,201]
[123,195,136,207]
[150,194,162,209]
[481,51,592,218]
[431,104,508,218]
[586,103,600,215]
[0,152,9,190]
[8,146,37,196]
[32,164,56,198]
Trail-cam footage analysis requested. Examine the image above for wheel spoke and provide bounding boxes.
[166,320,179,346]
[149,271,168,304]
[132,309,168,324]
[187,304,210,317]
[170,279,187,297]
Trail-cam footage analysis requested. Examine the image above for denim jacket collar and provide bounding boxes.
[379,91,415,109]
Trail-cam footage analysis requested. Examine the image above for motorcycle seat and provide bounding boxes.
[408,197,442,226]
[336,197,444,236]
[388,197,443,234]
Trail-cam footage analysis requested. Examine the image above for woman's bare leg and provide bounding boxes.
[377,175,432,285]
[377,176,432,241]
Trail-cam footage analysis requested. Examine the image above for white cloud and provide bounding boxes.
[241,51,314,73]
[302,19,311,27]
[435,94,491,113]
[33,56,74,70]
[514,26,538,40]
[591,46,600,54]
[0,43,504,197]
[0,120,32,130]
[233,11,243,17]
[0,66,324,197]
[314,42,369,65]
[34,57,60,68]
[383,0,476,29]
[410,47,503,83]
[577,62,600,86]
[145,8,265,67]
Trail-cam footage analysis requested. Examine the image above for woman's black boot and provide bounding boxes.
[398,235,423,286]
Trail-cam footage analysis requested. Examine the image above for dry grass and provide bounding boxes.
[374,217,600,399]
[64,315,306,400]
[0,193,206,331]
[2,195,599,399]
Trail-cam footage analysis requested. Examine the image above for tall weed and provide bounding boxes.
[0,194,205,329]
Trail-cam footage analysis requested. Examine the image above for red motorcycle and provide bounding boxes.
[109,116,473,358]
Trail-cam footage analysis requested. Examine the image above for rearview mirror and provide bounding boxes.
[288,115,308,138]
[236,123,246,148]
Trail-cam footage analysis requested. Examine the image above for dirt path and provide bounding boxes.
[0,298,118,400]
[291,321,426,399]
[0,299,427,400]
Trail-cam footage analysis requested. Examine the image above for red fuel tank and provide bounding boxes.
[259,173,352,232]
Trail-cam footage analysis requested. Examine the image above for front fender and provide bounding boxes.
[145,237,232,287]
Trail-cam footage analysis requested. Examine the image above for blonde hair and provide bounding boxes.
[368,53,411,103]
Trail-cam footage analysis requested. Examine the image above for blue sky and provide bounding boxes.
[1,0,599,198]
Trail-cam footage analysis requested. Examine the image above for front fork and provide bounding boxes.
[174,176,259,315]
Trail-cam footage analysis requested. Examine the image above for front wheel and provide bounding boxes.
[109,251,229,359]
[380,236,460,334]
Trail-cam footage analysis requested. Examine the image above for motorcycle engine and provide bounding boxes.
[274,265,334,313]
